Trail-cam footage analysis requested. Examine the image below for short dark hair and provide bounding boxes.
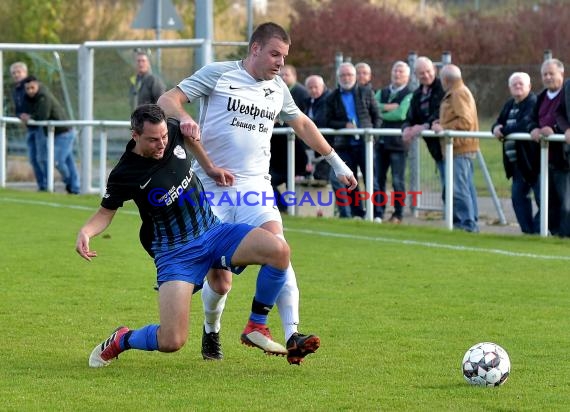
[131,104,166,135]
[22,75,38,85]
[248,22,290,50]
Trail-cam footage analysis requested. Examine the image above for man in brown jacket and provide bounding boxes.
[432,64,479,232]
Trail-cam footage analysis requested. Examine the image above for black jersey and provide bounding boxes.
[102,119,220,253]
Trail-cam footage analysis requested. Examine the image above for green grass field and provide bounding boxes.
[1,189,569,411]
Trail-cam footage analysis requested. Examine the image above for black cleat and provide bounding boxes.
[286,332,320,365]
[202,326,223,360]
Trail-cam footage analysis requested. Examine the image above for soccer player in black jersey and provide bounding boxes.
[76,104,291,367]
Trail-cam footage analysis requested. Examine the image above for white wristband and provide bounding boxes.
[324,150,353,179]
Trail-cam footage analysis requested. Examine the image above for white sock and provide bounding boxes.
[276,262,300,342]
[201,280,228,334]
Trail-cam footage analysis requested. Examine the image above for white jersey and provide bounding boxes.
[177,60,301,181]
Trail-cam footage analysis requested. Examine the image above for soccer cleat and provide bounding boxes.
[286,332,321,365]
[88,326,130,368]
[240,320,287,356]
[201,327,223,361]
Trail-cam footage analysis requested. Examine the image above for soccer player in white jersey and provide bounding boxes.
[158,22,357,365]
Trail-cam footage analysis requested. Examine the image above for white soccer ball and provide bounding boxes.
[462,342,511,387]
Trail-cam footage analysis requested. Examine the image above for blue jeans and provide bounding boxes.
[510,165,540,234]
[38,129,80,193]
[376,144,407,219]
[26,127,47,190]
[452,155,478,232]
[55,130,80,193]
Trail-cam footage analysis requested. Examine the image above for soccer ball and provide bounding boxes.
[462,342,510,387]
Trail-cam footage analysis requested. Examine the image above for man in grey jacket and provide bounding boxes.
[129,51,166,110]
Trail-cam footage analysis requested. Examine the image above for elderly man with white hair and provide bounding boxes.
[325,62,382,219]
[304,75,329,128]
[402,57,446,193]
[431,64,480,232]
[492,72,539,234]
[532,58,568,237]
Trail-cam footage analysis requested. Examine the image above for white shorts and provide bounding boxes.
[201,175,282,227]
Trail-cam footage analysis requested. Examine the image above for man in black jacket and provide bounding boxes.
[326,62,382,219]
[492,72,539,234]
[304,75,329,128]
[402,57,445,193]
[129,51,166,111]
[304,75,331,181]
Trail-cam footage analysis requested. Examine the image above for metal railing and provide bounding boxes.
[274,127,563,237]
[0,38,247,194]
[273,127,504,223]
[0,115,562,236]
[0,116,129,196]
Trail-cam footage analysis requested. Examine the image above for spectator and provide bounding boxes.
[129,51,166,110]
[10,62,46,191]
[355,62,374,90]
[279,64,309,112]
[9,62,28,117]
[374,61,413,224]
[20,76,80,194]
[492,72,540,234]
[304,75,331,181]
[431,64,479,232]
[304,75,330,128]
[528,58,566,236]
[554,77,570,238]
[270,64,310,212]
[402,56,446,192]
[326,62,382,219]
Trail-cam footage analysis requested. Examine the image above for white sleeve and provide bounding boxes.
[176,61,238,102]
[277,78,301,123]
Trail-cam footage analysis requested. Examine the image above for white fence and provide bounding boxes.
[1,115,563,237]
[0,38,248,193]
[0,116,129,195]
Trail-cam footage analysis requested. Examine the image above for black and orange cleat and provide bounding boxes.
[286,333,320,365]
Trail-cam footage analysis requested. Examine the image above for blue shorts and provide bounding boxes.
[154,222,255,288]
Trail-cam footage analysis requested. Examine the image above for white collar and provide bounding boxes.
[547,89,561,99]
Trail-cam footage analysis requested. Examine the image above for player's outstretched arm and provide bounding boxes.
[157,87,192,123]
[75,207,117,261]
[158,88,201,142]
[185,138,235,187]
[288,113,357,190]
[288,112,331,155]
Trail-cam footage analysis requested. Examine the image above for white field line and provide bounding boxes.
[2,196,569,262]
[286,227,570,261]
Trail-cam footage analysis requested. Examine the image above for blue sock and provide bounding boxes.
[249,313,268,324]
[121,324,159,351]
[250,265,287,324]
